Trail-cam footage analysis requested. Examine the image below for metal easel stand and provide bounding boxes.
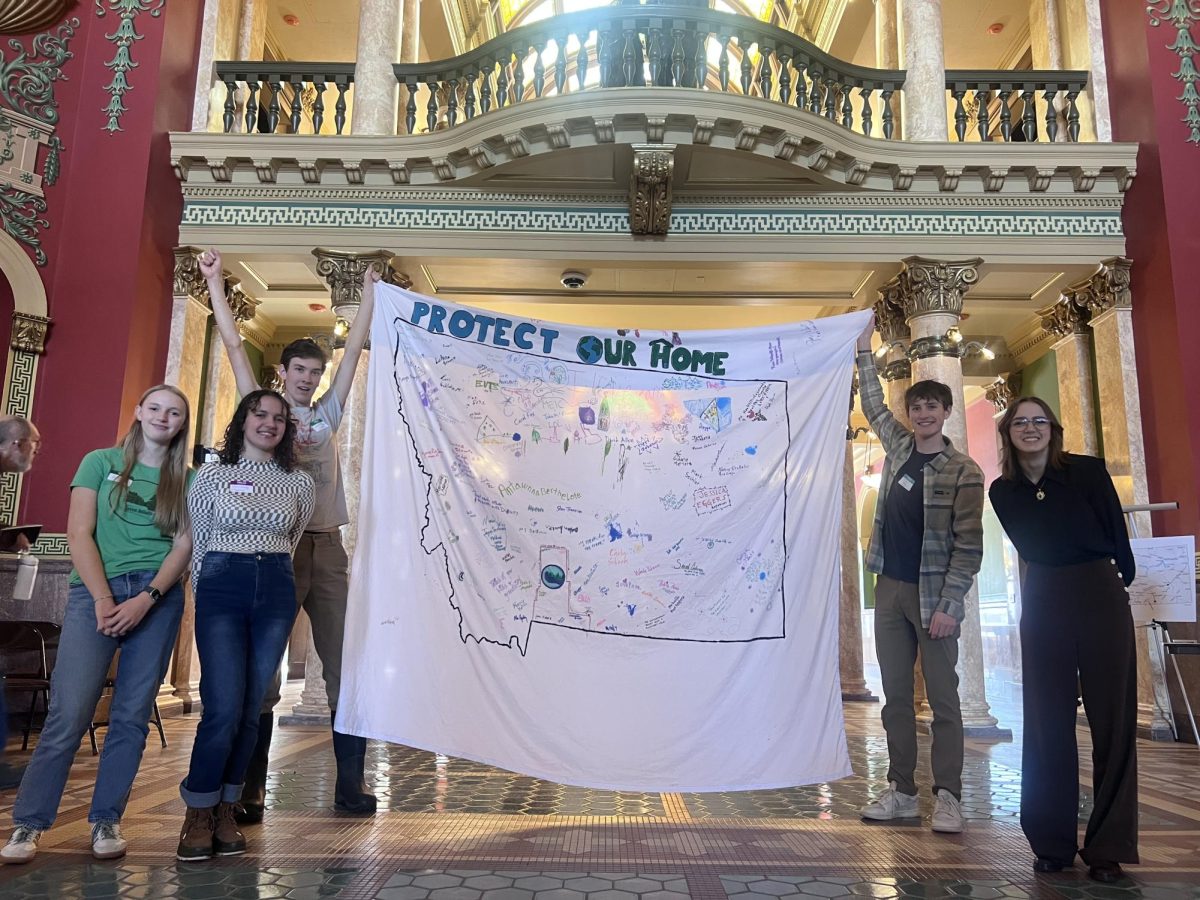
[1152,620,1200,747]
[1123,502,1183,741]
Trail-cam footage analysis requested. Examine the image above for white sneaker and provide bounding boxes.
[91,822,128,860]
[0,826,41,864]
[861,781,919,820]
[931,789,964,833]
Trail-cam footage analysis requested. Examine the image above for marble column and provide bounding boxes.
[1078,258,1173,739]
[901,256,1008,738]
[164,248,214,711]
[1038,295,1099,455]
[284,251,401,723]
[1028,0,1066,141]
[351,0,404,135]
[985,378,1025,690]
[401,0,422,64]
[874,0,902,139]
[899,0,948,141]
[237,0,269,60]
[1081,0,1113,142]
[841,440,877,702]
[191,0,224,132]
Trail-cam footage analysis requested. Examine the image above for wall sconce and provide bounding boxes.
[963,340,996,361]
[858,430,881,490]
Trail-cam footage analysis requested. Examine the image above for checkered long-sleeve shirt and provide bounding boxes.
[857,352,984,627]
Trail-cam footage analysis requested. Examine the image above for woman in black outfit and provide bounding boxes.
[989,397,1138,884]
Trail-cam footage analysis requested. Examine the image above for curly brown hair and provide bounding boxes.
[218,390,298,471]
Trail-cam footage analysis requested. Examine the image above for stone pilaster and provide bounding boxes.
[899,256,1007,738]
[899,0,948,141]
[191,0,224,132]
[236,0,268,60]
[1039,293,1099,455]
[401,0,422,64]
[1081,0,1113,142]
[351,0,404,135]
[1076,257,1173,739]
[874,0,901,139]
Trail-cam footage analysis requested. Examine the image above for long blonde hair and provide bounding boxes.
[111,384,192,536]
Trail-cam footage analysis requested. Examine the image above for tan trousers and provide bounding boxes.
[873,574,964,799]
[261,531,349,713]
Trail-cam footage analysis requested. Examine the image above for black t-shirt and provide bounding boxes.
[881,450,940,584]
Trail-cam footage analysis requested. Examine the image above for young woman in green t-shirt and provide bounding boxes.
[1,385,193,865]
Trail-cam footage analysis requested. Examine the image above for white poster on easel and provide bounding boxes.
[1129,535,1197,624]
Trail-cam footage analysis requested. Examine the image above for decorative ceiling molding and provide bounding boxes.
[0,0,75,35]
[1147,0,1200,145]
[171,91,1140,197]
[629,144,674,235]
[95,0,165,134]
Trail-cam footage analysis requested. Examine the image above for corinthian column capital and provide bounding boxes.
[899,256,983,320]
[873,275,910,345]
[1038,294,1091,338]
[1081,256,1133,314]
[173,246,210,303]
[312,249,398,316]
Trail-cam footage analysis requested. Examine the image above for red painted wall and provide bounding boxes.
[1102,1,1200,540]
[9,4,204,530]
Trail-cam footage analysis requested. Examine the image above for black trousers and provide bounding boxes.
[1020,558,1139,866]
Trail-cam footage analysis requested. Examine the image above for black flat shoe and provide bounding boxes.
[1088,863,1125,884]
[1033,858,1065,873]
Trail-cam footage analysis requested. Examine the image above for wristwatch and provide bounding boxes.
[146,586,163,604]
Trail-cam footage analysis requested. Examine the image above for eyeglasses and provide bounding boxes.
[12,438,40,450]
[1009,417,1051,429]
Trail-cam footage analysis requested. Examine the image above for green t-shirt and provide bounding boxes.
[69,447,193,583]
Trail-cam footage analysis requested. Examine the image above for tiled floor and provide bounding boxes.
[0,688,1197,900]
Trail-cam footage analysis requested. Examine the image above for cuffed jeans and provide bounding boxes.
[12,571,184,830]
[874,574,964,800]
[180,552,296,808]
[260,531,348,713]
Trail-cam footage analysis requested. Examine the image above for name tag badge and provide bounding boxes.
[898,474,915,492]
[229,481,255,494]
[309,420,330,433]
[106,472,120,482]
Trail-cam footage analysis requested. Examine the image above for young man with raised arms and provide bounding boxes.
[199,250,380,818]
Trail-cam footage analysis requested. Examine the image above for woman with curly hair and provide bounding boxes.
[2,385,192,864]
[177,390,314,861]
[989,397,1138,884]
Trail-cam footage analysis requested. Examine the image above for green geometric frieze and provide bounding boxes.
[1148,0,1200,145]
[96,0,166,134]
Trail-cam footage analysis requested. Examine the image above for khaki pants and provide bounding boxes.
[873,574,963,799]
[261,531,349,713]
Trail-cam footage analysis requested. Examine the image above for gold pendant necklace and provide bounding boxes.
[1035,480,1046,501]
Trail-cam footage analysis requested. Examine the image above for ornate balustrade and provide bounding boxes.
[392,5,905,137]
[210,11,1093,144]
[214,62,356,135]
[945,69,1089,142]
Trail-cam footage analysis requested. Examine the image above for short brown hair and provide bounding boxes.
[996,396,1070,481]
[904,379,953,412]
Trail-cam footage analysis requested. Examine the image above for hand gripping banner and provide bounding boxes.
[337,284,869,791]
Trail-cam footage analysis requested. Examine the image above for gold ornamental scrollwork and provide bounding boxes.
[1038,294,1091,338]
[630,145,674,236]
[1079,256,1132,314]
[312,248,398,316]
[10,310,49,354]
[225,278,260,325]
[172,245,209,303]
[873,275,910,345]
[899,256,983,319]
[985,375,1020,413]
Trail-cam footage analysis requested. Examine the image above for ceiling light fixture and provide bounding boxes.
[283,13,301,26]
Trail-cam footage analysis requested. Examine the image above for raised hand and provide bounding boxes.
[198,249,223,281]
[857,312,876,353]
[362,264,382,286]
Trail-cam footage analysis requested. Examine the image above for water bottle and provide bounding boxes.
[12,551,37,601]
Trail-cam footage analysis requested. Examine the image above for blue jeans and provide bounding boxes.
[180,552,296,807]
[12,571,184,830]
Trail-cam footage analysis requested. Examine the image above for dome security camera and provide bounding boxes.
[561,270,587,290]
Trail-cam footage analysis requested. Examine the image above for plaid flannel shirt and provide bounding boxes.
[857,352,985,627]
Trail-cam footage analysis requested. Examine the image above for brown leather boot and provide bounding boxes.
[176,806,215,861]
[213,802,247,856]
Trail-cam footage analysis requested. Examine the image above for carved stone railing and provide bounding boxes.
[214,62,357,134]
[392,5,905,138]
[945,69,1089,142]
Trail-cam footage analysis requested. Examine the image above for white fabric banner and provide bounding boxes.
[337,285,868,792]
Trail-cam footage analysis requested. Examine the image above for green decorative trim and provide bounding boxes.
[0,18,76,126]
[1148,1,1200,145]
[96,0,165,134]
[0,185,47,264]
